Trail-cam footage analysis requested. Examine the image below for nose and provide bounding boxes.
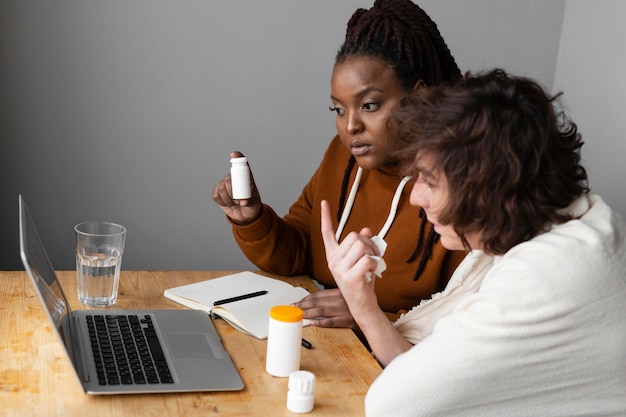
[409,181,430,209]
[346,111,363,135]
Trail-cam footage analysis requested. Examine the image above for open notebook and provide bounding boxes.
[164,271,310,339]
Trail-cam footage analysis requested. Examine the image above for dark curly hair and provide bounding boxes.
[389,69,589,255]
[335,0,461,280]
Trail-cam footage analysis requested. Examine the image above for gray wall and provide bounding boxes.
[554,0,626,218]
[1,0,584,271]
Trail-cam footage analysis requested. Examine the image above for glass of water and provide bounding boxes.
[75,221,126,307]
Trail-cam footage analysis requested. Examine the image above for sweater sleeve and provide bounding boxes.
[229,149,324,276]
[230,202,314,278]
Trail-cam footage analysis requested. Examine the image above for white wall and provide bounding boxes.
[1,1,566,270]
[554,0,626,220]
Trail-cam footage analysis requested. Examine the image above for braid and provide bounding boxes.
[406,208,428,262]
[405,208,440,281]
[412,228,440,281]
[337,156,357,222]
[336,0,461,89]
[336,0,459,281]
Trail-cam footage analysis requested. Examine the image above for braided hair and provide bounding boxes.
[335,0,460,281]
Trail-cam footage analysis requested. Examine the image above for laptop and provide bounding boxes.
[18,195,244,394]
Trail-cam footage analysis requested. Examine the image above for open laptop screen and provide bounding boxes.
[19,195,75,362]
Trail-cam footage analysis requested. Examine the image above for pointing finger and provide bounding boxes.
[320,200,339,256]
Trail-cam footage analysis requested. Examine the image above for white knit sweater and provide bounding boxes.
[394,250,493,344]
[366,194,626,417]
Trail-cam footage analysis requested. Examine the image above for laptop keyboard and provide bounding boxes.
[86,314,174,386]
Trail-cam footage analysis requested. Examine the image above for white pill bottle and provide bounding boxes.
[265,305,303,377]
[230,156,251,199]
[287,370,315,413]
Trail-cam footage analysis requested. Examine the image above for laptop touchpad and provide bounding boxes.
[167,333,217,359]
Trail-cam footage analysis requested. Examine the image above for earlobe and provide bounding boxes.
[413,79,427,91]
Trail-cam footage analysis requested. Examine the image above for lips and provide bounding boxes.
[350,140,372,156]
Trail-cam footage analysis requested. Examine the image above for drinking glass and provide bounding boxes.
[75,221,126,307]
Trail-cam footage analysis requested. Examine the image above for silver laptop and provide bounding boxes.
[18,195,244,394]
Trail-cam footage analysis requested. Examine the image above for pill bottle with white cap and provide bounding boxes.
[287,370,315,413]
[265,305,303,377]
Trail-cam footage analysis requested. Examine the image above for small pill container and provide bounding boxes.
[230,156,251,199]
[287,370,315,413]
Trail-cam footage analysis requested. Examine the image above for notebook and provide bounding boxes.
[164,271,310,339]
[18,195,244,394]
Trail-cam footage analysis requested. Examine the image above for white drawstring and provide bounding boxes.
[378,175,412,239]
[335,166,412,241]
[335,166,363,241]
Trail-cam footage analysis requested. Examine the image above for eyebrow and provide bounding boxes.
[330,86,385,103]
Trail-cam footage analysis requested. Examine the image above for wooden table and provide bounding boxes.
[0,270,381,416]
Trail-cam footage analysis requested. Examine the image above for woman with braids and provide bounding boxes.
[321,69,626,415]
[212,0,466,331]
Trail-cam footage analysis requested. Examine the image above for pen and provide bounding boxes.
[213,290,268,306]
[301,338,312,349]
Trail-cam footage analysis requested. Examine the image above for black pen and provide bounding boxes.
[301,338,312,349]
[213,290,268,306]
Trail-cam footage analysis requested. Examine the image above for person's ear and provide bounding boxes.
[413,79,427,91]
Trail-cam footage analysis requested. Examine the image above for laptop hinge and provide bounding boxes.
[72,315,91,382]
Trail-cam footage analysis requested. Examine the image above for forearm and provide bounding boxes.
[353,306,412,367]
[232,204,312,275]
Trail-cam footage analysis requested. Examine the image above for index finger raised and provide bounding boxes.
[320,200,339,253]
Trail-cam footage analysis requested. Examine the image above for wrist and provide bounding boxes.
[230,205,263,226]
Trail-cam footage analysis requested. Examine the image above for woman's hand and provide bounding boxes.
[295,200,380,329]
[319,199,413,366]
[319,200,381,319]
[294,288,356,328]
[212,151,263,225]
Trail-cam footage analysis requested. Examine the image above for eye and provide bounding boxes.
[329,105,346,116]
[417,173,434,189]
[362,102,379,112]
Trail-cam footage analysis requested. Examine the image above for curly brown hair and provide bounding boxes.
[389,69,589,254]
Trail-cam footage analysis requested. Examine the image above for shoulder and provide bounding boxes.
[512,194,625,277]
[320,135,351,165]
[568,194,626,253]
[309,135,352,183]
[477,194,626,314]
